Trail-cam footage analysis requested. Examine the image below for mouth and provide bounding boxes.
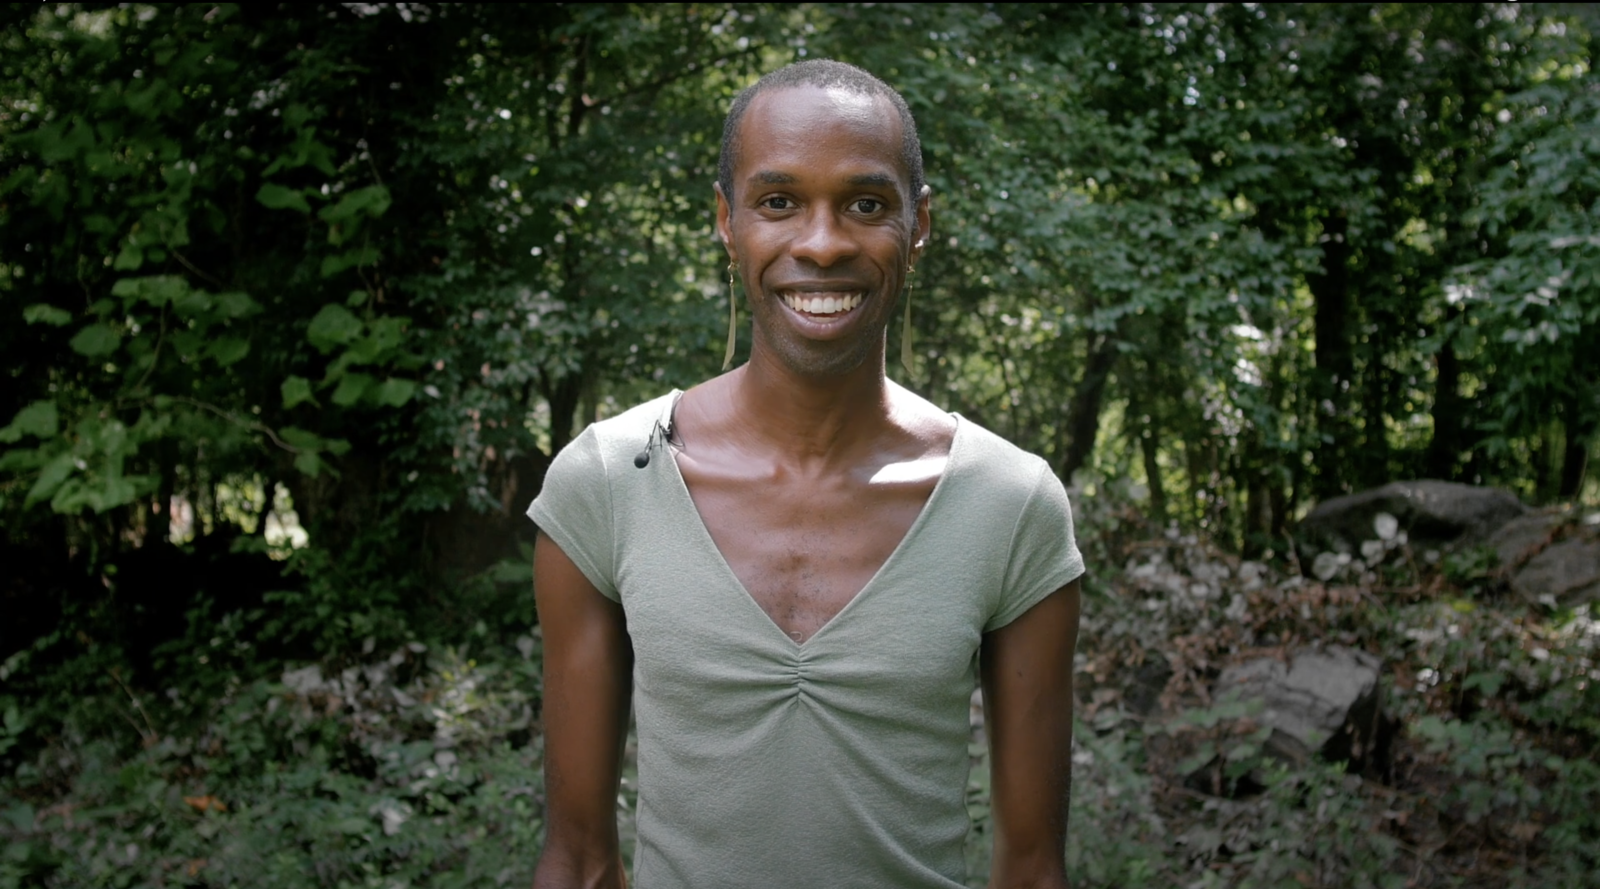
[779,291,865,316]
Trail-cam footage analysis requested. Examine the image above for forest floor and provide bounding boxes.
[2,514,1597,888]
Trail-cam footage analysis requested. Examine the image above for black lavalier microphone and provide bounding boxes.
[634,393,683,469]
[634,415,676,468]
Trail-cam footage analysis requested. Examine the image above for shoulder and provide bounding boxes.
[947,414,1056,496]
[555,390,681,466]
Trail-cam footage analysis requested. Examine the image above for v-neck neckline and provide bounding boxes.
[659,393,965,651]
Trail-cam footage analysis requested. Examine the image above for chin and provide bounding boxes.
[771,341,881,379]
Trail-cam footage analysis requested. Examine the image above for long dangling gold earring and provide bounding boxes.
[900,264,915,375]
[723,260,739,371]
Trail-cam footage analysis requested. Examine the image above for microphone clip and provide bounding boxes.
[633,394,682,468]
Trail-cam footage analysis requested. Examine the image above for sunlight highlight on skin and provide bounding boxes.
[868,455,948,485]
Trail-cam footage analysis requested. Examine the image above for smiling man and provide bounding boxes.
[528,60,1084,889]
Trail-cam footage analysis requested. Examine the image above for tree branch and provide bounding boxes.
[166,397,303,454]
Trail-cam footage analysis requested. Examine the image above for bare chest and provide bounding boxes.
[676,467,939,643]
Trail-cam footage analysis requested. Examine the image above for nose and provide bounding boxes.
[788,208,858,269]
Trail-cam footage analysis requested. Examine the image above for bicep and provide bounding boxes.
[533,530,632,883]
[980,579,1082,885]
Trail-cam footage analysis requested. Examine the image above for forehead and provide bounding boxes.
[734,85,906,188]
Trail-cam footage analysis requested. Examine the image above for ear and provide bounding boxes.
[714,182,736,265]
[910,184,932,266]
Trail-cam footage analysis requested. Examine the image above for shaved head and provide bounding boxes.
[718,60,925,207]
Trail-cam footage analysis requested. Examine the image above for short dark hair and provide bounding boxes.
[717,59,925,208]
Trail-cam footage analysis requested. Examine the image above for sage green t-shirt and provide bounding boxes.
[528,392,1084,889]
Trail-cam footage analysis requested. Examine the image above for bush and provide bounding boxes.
[1,640,545,889]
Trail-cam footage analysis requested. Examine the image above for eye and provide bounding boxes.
[760,196,793,211]
[852,198,884,214]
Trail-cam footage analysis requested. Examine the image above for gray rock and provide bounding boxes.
[1510,534,1600,606]
[1488,510,1600,606]
[1297,480,1525,559]
[1490,511,1566,569]
[1213,646,1383,767]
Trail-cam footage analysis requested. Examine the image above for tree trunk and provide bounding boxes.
[1308,211,1355,498]
[1139,415,1167,527]
[1559,389,1595,500]
[542,368,586,459]
[1358,312,1391,489]
[1127,375,1167,526]
[1057,327,1121,485]
[1184,434,1209,530]
[1425,304,1464,480]
[145,443,175,548]
[1269,477,1289,545]
[1239,440,1274,559]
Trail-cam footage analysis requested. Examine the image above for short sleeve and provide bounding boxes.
[526,425,619,601]
[985,462,1085,632]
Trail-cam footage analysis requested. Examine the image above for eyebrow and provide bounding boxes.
[847,173,897,188]
[747,170,900,189]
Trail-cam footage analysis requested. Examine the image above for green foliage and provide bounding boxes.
[0,642,544,889]
[3,3,1596,673]
[2,5,1599,887]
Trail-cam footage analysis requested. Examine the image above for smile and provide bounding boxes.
[780,292,864,315]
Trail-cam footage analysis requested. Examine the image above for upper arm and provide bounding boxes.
[532,530,632,889]
[980,578,1082,889]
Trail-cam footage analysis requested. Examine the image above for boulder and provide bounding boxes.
[1488,510,1600,607]
[1490,511,1566,569]
[1297,480,1525,559]
[1513,532,1600,607]
[1212,645,1384,767]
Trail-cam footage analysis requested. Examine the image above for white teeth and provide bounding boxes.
[783,293,862,315]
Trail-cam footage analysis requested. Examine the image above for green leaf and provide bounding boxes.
[1463,671,1507,698]
[0,804,34,833]
[333,816,371,836]
[277,427,322,450]
[69,323,121,357]
[306,304,363,352]
[23,304,71,326]
[0,401,60,443]
[293,451,326,477]
[24,452,75,509]
[346,317,408,364]
[319,245,380,278]
[281,376,318,409]
[208,337,250,366]
[0,447,50,472]
[332,372,374,406]
[173,288,213,316]
[372,378,415,407]
[318,185,391,223]
[59,474,140,514]
[168,330,203,358]
[111,275,187,308]
[213,291,261,318]
[113,242,144,271]
[490,559,533,584]
[255,183,311,214]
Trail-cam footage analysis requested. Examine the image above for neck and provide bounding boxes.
[731,343,895,466]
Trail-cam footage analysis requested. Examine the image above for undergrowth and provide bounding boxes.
[1,640,545,888]
[3,508,1598,887]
